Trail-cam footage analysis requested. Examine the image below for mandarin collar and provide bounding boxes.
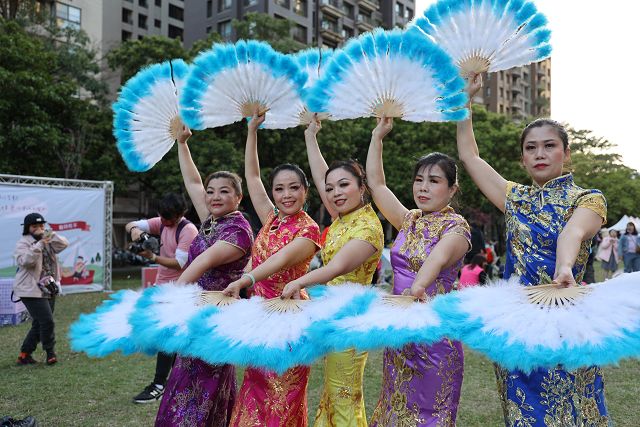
[532,173,573,190]
[336,203,372,222]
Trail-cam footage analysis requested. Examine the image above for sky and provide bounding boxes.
[415,0,640,171]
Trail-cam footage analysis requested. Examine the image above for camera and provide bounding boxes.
[38,275,60,296]
[129,232,160,254]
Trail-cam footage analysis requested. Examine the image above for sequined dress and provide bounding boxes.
[497,174,609,427]
[314,204,384,427]
[370,207,470,427]
[155,212,254,427]
[229,210,320,427]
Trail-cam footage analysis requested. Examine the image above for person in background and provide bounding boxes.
[459,254,488,289]
[465,222,485,263]
[14,213,68,366]
[618,222,640,273]
[596,229,619,279]
[126,193,198,404]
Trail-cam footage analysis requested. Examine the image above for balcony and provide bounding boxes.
[356,13,376,31]
[320,20,343,43]
[358,0,379,12]
[321,0,344,18]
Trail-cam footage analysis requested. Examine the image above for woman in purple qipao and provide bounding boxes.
[154,125,254,427]
[366,117,471,427]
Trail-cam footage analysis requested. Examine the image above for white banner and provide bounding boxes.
[0,185,105,293]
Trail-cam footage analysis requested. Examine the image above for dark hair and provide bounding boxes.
[413,152,458,187]
[625,222,638,235]
[204,171,243,196]
[325,159,370,202]
[520,118,569,153]
[158,193,188,220]
[269,163,309,190]
[469,254,487,268]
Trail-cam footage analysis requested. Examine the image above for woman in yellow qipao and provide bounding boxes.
[282,116,384,426]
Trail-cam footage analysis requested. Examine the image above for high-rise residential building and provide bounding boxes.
[183,0,415,49]
[39,0,187,96]
[477,58,552,119]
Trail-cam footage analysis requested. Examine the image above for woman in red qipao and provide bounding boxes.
[223,112,321,426]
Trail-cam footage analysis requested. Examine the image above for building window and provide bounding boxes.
[139,0,147,7]
[294,0,307,17]
[343,2,354,18]
[122,8,133,24]
[244,0,258,6]
[122,30,132,41]
[292,24,307,43]
[155,0,161,5]
[275,0,290,8]
[405,7,413,19]
[56,2,81,29]
[218,0,232,12]
[169,4,183,20]
[138,13,147,29]
[321,17,339,33]
[395,2,403,16]
[207,0,212,17]
[168,24,183,39]
[206,26,212,33]
[218,20,232,40]
[154,19,161,28]
[341,26,353,38]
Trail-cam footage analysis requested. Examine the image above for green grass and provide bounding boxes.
[1,274,638,426]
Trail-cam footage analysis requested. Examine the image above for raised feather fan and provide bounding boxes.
[179,40,308,130]
[307,29,469,122]
[409,0,552,77]
[113,59,189,172]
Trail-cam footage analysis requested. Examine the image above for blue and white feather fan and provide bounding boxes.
[409,0,552,77]
[112,59,189,172]
[291,48,334,123]
[435,272,640,372]
[179,40,308,130]
[307,29,468,122]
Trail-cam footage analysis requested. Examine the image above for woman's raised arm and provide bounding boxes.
[245,113,273,225]
[456,74,508,212]
[177,125,208,222]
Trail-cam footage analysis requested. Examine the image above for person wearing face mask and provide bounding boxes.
[365,117,471,426]
[222,113,321,426]
[13,213,69,366]
[154,126,254,427]
[281,115,384,427]
[456,74,609,426]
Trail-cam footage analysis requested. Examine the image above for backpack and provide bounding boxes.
[159,218,193,245]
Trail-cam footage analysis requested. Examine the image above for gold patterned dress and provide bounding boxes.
[370,207,470,427]
[314,204,384,427]
[229,210,320,427]
[497,174,609,427]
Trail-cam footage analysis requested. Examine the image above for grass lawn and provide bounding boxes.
[1,271,639,426]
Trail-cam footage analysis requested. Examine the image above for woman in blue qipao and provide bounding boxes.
[456,74,609,426]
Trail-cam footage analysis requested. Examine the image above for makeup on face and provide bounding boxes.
[325,168,364,215]
[205,178,241,218]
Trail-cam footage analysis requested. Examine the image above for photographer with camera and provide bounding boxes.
[14,213,69,366]
[125,193,198,404]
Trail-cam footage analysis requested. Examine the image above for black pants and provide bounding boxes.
[154,352,175,386]
[20,297,56,355]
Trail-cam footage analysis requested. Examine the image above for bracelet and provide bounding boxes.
[242,273,256,289]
